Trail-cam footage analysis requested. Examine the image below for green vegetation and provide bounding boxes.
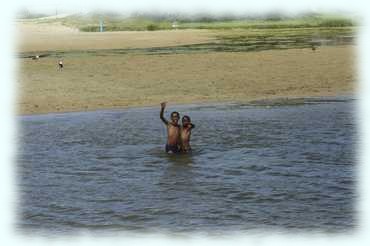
[29,12,357,32]
[19,12,356,56]
[76,18,172,32]
[215,27,355,44]
[177,17,354,29]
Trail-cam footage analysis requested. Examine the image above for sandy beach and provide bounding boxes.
[17,22,356,115]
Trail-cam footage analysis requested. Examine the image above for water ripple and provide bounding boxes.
[17,98,356,234]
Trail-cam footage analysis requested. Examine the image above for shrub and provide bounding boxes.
[146,24,159,31]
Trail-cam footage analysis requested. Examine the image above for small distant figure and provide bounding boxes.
[32,55,40,60]
[160,102,181,153]
[180,115,195,153]
[311,44,316,51]
[58,59,64,71]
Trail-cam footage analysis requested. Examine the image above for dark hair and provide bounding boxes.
[182,115,191,121]
[171,111,180,118]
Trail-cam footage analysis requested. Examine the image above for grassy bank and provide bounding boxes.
[19,13,356,55]
[26,13,356,32]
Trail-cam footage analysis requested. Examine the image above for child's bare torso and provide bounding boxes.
[167,123,180,146]
[180,126,192,151]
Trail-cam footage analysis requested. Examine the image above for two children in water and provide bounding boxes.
[160,102,195,154]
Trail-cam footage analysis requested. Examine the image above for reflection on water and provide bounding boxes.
[17,97,356,235]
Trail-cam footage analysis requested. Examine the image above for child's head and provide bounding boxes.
[170,111,180,123]
[182,115,191,126]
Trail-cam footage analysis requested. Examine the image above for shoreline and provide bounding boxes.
[18,94,355,117]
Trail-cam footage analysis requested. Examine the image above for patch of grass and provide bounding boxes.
[146,24,159,31]
[215,27,355,41]
[55,15,172,31]
[32,13,357,32]
[177,16,355,30]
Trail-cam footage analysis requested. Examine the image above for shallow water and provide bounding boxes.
[17,97,356,235]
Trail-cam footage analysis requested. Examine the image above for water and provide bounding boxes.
[17,97,356,235]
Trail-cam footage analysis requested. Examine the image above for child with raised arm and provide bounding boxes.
[160,102,181,153]
[180,115,195,153]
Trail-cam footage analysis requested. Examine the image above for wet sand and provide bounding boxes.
[17,22,356,115]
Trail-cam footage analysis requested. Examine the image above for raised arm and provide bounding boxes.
[160,102,168,125]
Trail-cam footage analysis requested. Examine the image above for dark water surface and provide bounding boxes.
[17,97,356,235]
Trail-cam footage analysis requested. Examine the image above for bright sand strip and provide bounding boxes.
[17,22,356,115]
[17,22,215,52]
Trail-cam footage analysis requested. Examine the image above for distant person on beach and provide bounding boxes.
[160,102,181,153]
[58,60,64,71]
[179,115,195,153]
